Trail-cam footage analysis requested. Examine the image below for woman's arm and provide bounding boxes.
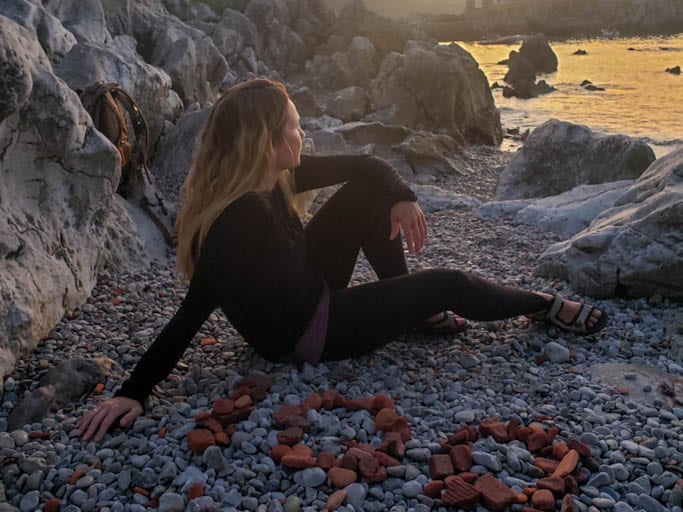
[76,294,214,441]
[114,296,215,405]
[292,155,417,204]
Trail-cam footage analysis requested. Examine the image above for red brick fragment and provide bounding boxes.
[358,457,381,482]
[373,393,394,412]
[281,453,315,468]
[187,483,204,500]
[328,467,358,488]
[449,444,473,473]
[277,426,304,446]
[200,336,216,347]
[320,389,337,409]
[375,408,400,431]
[187,429,215,454]
[29,431,50,440]
[196,417,223,434]
[447,426,479,445]
[273,404,308,427]
[68,468,84,485]
[567,439,591,458]
[536,476,565,496]
[303,393,323,410]
[326,490,347,511]
[212,399,235,416]
[562,494,576,512]
[546,426,560,443]
[389,416,412,442]
[552,449,580,478]
[531,489,555,512]
[515,426,532,442]
[533,457,559,474]
[422,480,444,498]
[479,418,509,443]
[527,431,549,452]
[214,432,230,446]
[457,472,478,484]
[516,493,529,504]
[429,454,455,480]
[564,475,579,494]
[373,450,401,467]
[506,418,520,440]
[537,445,554,457]
[234,394,252,408]
[44,499,60,512]
[316,452,336,471]
[442,475,481,509]
[347,446,374,460]
[270,444,292,462]
[474,473,516,512]
[377,431,405,459]
[345,396,375,411]
[133,487,149,496]
[552,441,570,460]
[340,452,359,471]
[194,411,211,422]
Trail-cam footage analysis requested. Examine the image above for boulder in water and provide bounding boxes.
[518,35,558,74]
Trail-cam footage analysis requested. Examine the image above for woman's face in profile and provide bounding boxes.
[274,100,305,170]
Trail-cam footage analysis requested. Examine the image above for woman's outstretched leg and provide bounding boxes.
[321,268,604,360]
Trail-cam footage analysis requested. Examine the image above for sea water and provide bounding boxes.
[454,34,683,157]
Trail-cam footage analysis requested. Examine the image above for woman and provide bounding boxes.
[77,79,607,442]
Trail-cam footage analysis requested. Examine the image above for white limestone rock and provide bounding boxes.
[536,149,683,299]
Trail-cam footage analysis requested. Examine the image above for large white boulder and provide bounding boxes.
[0,0,77,64]
[56,35,182,151]
[478,180,633,237]
[0,16,144,377]
[536,148,683,299]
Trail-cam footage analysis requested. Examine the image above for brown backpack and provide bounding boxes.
[79,82,177,246]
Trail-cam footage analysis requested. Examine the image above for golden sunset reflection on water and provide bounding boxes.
[452,35,683,157]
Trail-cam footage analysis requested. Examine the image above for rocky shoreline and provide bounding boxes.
[1,0,682,510]
[2,144,683,511]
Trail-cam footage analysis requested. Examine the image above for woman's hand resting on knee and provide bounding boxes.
[76,396,143,442]
[390,201,427,254]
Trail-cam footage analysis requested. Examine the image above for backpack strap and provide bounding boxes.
[107,87,150,167]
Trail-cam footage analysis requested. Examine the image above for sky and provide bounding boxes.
[346,0,468,17]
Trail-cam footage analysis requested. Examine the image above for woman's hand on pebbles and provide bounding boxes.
[76,397,143,442]
[390,201,428,254]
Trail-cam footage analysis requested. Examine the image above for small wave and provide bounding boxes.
[640,137,683,146]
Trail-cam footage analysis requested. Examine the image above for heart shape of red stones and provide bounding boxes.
[184,374,594,511]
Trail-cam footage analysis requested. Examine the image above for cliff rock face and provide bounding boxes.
[536,148,683,299]
[0,16,144,377]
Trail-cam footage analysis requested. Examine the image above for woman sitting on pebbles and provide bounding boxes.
[77,78,607,442]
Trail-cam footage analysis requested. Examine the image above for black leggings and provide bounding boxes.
[304,179,548,361]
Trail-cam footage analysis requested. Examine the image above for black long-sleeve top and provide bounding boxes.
[116,155,417,405]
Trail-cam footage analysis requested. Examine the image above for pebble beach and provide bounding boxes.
[1,147,682,512]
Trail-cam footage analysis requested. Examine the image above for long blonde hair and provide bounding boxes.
[176,79,300,281]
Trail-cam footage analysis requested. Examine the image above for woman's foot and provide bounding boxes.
[529,292,608,335]
[422,311,468,335]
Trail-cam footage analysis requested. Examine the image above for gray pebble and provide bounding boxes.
[19,491,40,512]
[345,482,366,510]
